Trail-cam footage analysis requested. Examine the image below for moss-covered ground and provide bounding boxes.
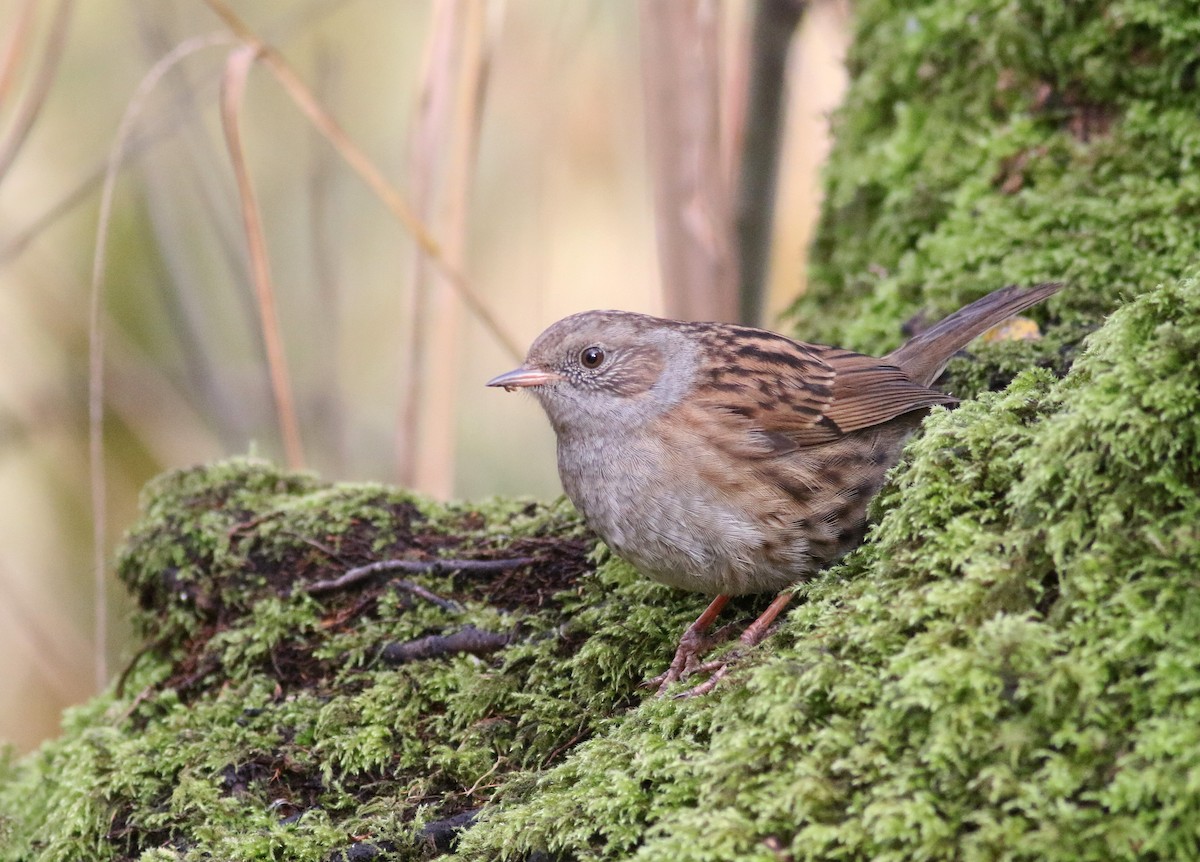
[5,0,1200,859]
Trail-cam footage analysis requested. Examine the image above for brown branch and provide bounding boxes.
[305,557,535,595]
[380,625,512,665]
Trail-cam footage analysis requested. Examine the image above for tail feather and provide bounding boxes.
[886,282,1064,386]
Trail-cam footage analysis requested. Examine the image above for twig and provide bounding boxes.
[390,579,462,612]
[380,625,511,664]
[118,683,158,723]
[540,724,592,769]
[305,556,535,595]
[114,632,171,698]
[285,531,344,561]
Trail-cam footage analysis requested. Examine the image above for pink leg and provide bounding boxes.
[739,592,794,647]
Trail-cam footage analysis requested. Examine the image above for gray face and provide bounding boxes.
[487,310,702,437]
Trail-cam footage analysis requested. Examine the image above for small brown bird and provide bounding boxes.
[487,283,1062,694]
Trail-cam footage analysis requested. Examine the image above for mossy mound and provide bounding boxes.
[0,460,726,860]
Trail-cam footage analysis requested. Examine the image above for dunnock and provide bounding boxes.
[487,283,1063,694]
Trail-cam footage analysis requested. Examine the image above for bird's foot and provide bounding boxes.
[650,606,791,698]
[668,613,786,697]
[641,622,739,695]
[669,650,744,698]
[642,591,794,698]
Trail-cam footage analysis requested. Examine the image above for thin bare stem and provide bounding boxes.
[396,0,461,488]
[201,0,523,361]
[0,0,74,183]
[90,31,234,691]
[219,43,306,469]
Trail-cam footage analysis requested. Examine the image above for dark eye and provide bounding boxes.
[579,346,605,369]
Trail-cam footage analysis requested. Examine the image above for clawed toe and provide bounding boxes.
[646,646,747,698]
[641,631,712,694]
[642,591,790,698]
[672,657,737,698]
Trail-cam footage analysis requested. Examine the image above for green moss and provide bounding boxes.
[794,0,1200,389]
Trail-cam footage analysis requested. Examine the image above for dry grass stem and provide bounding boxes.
[419,0,494,495]
[202,0,523,361]
[0,0,37,105]
[89,31,233,689]
[219,43,307,470]
[396,0,495,495]
[639,0,738,323]
[397,0,462,489]
[307,49,347,473]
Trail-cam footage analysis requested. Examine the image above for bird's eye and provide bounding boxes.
[579,346,605,369]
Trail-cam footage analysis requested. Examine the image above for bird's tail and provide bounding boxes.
[886,282,1064,386]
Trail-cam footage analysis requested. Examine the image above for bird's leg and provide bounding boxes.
[642,594,731,694]
[673,592,795,698]
[738,592,794,647]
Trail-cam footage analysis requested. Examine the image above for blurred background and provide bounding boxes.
[0,0,848,752]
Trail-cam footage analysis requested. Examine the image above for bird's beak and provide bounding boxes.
[485,365,561,391]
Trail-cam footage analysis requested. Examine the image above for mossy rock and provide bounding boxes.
[6,0,1200,859]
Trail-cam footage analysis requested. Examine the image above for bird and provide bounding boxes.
[486,282,1063,695]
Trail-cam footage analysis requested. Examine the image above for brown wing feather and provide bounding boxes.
[819,349,957,433]
[688,325,954,456]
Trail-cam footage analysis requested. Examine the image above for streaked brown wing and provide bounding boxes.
[818,347,958,434]
[689,325,956,453]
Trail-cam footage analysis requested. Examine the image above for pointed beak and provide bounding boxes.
[485,365,561,391]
